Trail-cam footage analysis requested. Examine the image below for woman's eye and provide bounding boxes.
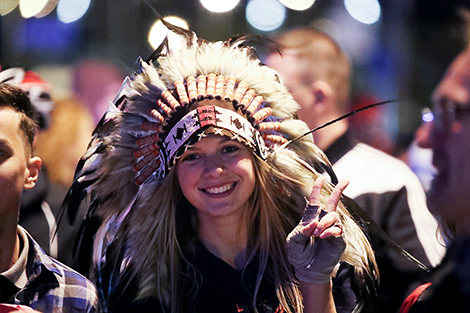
[181,153,198,162]
[222,145,239,153]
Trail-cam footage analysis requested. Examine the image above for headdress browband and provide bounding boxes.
[131,73,288,185]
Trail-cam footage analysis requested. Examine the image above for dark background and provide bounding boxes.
[1,0,469,153]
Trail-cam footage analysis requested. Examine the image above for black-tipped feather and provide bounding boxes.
[143,0,197,54]
[159,18,196,47]
[57,117,118,228]
[54,99,121,254]
[225,33,278,50]
[289,100,396,145]
[73,214,103,276]
[225,34,280,61]
[146,37,168,64]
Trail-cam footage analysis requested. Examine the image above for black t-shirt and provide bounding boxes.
[105,242,281,313]
[191,242,280,312]
[102,242,359,313]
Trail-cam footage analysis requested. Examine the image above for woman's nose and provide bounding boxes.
[203,156,224,177]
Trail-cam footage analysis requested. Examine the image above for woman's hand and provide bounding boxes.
[286,177,348,284]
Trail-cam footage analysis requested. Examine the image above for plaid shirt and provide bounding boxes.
[6,227,98,313]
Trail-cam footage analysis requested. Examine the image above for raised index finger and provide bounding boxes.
[325,179,349,213]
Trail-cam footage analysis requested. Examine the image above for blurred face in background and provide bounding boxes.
[426,48,470,231]
[265,52,317,128]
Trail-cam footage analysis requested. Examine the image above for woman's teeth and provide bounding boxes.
[205,183,233,194]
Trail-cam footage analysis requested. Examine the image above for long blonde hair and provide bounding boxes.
[103,135,377,313]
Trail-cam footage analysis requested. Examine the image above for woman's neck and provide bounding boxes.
[198,213,249,269]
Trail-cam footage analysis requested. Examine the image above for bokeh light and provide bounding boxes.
[200,0,240,13]
[19,0,57,18]
[0,0,19,16]
[246,0,286,32]
[57,0,91,23]
[35,0,58,17]
[148,16,189,50]
[421,108,434,123]
[344,0,381,25]
[279,0,315,11]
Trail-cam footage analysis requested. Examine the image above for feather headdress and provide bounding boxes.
[64,21,379,313]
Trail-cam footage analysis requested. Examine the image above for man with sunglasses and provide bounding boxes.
[399,46,470,313]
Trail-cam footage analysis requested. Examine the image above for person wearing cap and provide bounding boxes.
[66,25,380,313]
[0,83,97,312]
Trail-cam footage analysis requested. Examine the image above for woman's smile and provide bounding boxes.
[201,182,237,196]
[176,134,255,219]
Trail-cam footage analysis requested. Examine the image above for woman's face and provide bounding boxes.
[176,134,256,221]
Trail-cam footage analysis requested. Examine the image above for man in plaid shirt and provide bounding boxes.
[0,83,98,313]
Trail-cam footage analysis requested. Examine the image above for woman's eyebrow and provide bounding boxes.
[184,145,201,152]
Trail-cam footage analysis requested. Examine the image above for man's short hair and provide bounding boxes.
[273,27,351,113]
[0,83,38,148]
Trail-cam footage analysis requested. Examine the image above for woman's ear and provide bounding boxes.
[24,156,42,190]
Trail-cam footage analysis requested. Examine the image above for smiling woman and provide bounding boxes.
[176,135,256,270]
[65,20,379,313]
[177,135,256,221]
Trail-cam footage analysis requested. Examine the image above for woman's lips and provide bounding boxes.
[201,182,237,195]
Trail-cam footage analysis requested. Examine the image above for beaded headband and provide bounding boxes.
[131,73,288,185]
